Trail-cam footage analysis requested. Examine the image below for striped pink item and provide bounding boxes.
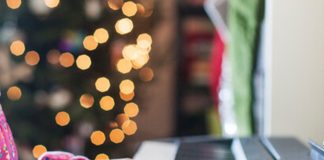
[0,105,18,160]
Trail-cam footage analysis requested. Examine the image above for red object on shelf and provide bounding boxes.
[209,31,225,107]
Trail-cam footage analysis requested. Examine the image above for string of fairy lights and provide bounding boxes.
[3,0,154,159]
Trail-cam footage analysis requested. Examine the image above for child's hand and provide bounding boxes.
[38,151,89,160]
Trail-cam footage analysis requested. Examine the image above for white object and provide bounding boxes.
[133,141,178,160]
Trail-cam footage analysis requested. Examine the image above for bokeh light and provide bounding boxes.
[136,3,145,16]
[93,28,109,44]
[121,120,137,136]
[7,86,22,101]
[116,58,132,74]
[119,79,135,94]
[47,49,60,65]
[122,44,139,60]
[59,52,75,68]
[79,94,95,109]
[6,0,21,9]
[99,96,115,111]
[122,1,137,17]
[44,0,60,8]
[55,111,71,127]
[90,130,106,146]
[95,153,110,160]
[109,129,125,144]
[10,40,25,56]
[116,113,129,127]
[119,91,135,102]
[139,67,154,82]
[124,102,139,118]
[32,145,47,159]
[107,0,123,10]
[95,77,111,92]
[83,35,98,51]
[137,33,152,49]
[132,54,149,69]
[115,18,134,35]
[76,54,92,70]
[25,50,40,66]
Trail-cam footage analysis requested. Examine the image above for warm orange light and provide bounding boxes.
[59,52,75,68]
[90,130,106,146]
[55,111,71,126]
[132,54,149,69]
[10,40,25,56]
[25,50,40,66]
[119,91,135,102]
[95,77,111,92]
[124,102,139,118]
[136,3,145,16]
[119,79,135,95]
[122,120,137,136]
[93,28,109,44]
[32,145,47,159]
[122,1,137,17]
[137,33,152,49]
[79,94,95,109]
[115,18,133,35]
[139,67,154,82]
[115,113,129,127]
[107,0,123,10]
[99,96,115,111]
[116,58,132,74]
[44,0,60,8]
[6,0,21,9]
[109,129,125,144]
[122,44,139,60]
[83,35,98,51]
[47,49,60,65]
[7,86,22,101]
[95,153,110,160]
[76,54,92,70]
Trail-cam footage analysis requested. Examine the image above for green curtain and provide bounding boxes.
[228,0,265,136]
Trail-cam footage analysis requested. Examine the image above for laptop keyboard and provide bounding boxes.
[175,141,235,160]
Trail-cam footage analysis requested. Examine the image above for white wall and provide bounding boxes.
[271,0,324,142]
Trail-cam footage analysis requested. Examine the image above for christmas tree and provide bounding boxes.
[0,0,155,159]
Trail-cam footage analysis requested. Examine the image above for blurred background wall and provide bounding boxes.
[271,0,324,143]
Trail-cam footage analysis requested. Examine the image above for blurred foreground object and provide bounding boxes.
[38,151,89,160]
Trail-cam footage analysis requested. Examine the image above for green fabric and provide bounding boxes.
[228,0,264,136]
[206,106,222,136]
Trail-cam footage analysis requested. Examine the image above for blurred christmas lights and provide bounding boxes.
[95,153,110,160]
[44,0,60,8]
[59,52,75,68]
[10,40,25,56]
[93,28,109,44]
[99,96,115,111]
[121,120,137,136]
[119,79,135,95]
[79,94,95,109]
[25,50,40,66]
[116,58,132,74]
[122,1,138,17]
[95,77,111,92]
[32,145,47,159]
[7,86,22,101]
[55,111,71,126]
[115,18,134,35]
[76,54,92,70]
[83,35,98,51]
[90,130,106,146]
[109,129,125,144]
[123,102,139,118]
[6,0,22,9]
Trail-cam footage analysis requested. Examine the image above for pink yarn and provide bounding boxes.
[38,151,89,160]
[0,105,18,160]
